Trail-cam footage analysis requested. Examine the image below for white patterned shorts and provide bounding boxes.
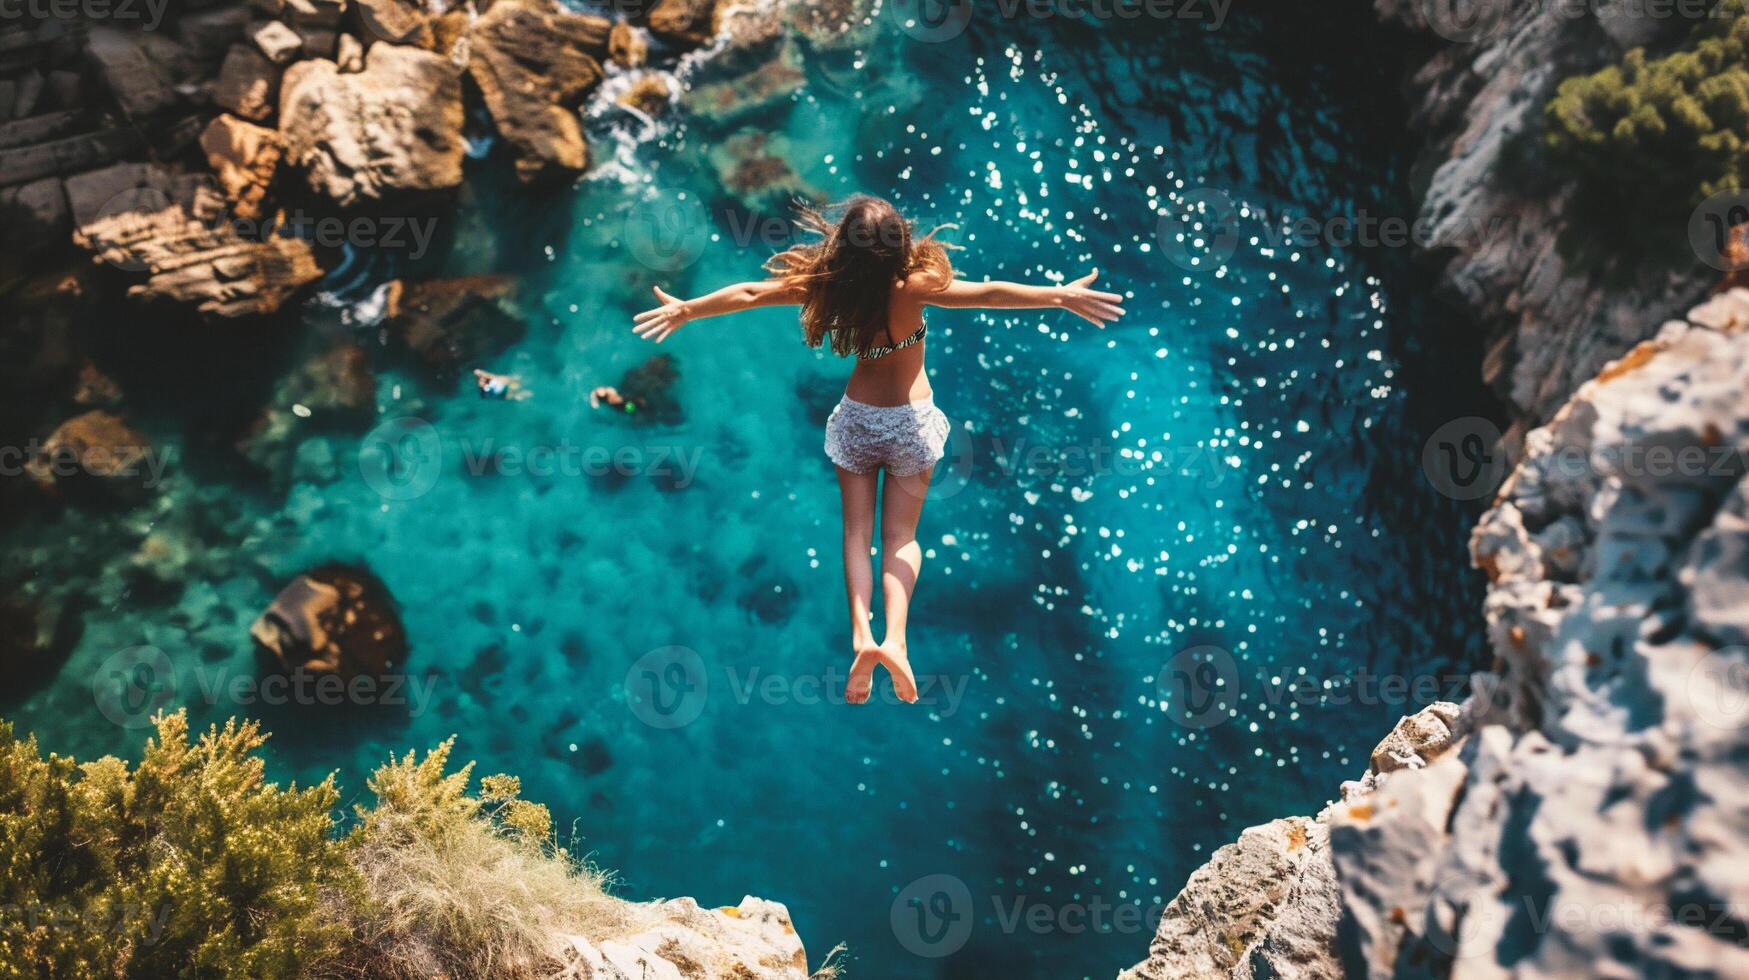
[824,396,950,476]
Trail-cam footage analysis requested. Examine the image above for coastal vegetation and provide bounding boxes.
[1544,0,1749,209]
[0,712,634,979]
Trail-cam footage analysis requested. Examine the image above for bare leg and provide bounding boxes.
[836,466,882,704]
[876,465,932,703]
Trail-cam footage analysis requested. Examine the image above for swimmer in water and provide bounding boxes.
[633,195,1124,704]
[589,385,638,413]
[474,369,531,401]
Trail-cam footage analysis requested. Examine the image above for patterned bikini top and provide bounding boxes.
[856,321,928,360]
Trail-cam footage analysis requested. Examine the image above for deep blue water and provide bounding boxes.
[6,4,1487,977]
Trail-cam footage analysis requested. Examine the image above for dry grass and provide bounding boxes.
[323,739,657,979]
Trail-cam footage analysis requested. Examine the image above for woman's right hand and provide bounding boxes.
[1057,269,1126,326]
[632,286,691,342]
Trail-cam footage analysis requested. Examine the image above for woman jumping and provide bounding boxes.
[632,195,1125,704]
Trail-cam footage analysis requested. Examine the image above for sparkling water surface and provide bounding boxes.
[8,6,1486,977]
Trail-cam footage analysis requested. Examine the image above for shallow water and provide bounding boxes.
[7,5,1487,977]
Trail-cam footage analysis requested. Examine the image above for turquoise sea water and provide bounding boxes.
[6,4,1488,977]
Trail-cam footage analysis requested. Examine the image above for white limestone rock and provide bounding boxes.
[560,896,811,979]
[1125,293,1749,979]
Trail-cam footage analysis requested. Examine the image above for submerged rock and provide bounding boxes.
[707,129,825,216]
[25,409,160,504]
[252,562,408,679]
[608,20,650,69]
[383,276,524,387]
[279,44,464,206]
[643,0,723,47]
[0,594,82,692]
[466,0,609,183]
[237,338,378,481]
[617,352,682,426]
[683,38,804,129]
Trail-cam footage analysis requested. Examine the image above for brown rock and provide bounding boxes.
[0,595,81,689]
[25,410,158,501]
[467,0,608,183]
[67,163,323,317]
[252,563,408,680]
[293,25,337,59]
[335,32,364,72]
[645,0,720,46]
[213,44,280,122]
[199,114,281,220]
[85,27,193,120]
[0,112,141,187]
[178,5,255,64]
[0,176,69,250]
[352,0,435,46]
[236,339,377,478]
[250,20,304,64]
[617,74,672,118]
[279,45,464,205]
[44,71,80,111]
[384,276,525,385]
[709,129,825,215]
[11,69,42,118]
[72,361,123,408]
[609,20,649,68]
[282,0,345,29]
[684,40,804,128]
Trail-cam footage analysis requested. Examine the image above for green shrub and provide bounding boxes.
[0,717,665,980]
[0,712,356,979]
[1545,0,1749,208]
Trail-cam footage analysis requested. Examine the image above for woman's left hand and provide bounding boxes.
[633,286,691,342]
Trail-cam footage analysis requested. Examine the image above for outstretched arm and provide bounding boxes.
[632,280,804,343]
[919,269,1125,326]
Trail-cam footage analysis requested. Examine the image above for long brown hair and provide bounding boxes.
[765,195,956,357]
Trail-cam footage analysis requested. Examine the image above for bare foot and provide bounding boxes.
[876,639,918,703]
[846,643,881,705]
